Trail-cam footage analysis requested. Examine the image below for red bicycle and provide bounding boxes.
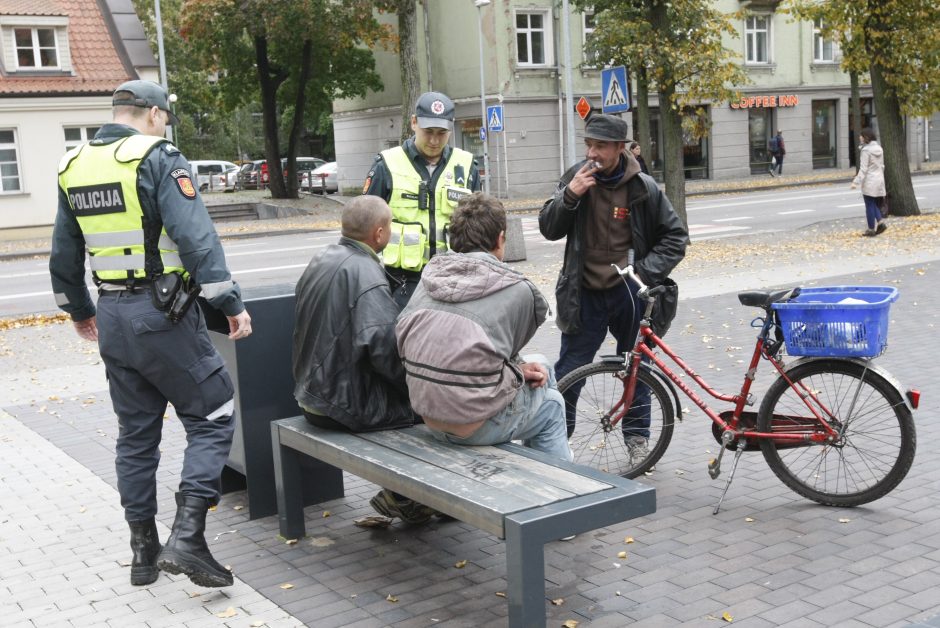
[558,263,920,513]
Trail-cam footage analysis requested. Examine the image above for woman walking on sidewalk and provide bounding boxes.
[851,128,887,236]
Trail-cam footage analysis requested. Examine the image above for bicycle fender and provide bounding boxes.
[598,355,683,421]
[784,357,915,413]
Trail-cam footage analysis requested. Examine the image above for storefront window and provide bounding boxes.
[812,100,837,169]
[748,108,774,174]
[459,118,485,177]
[647,108,710,181]
[849,98,874,168]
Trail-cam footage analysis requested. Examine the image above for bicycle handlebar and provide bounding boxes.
[611,262,668,300]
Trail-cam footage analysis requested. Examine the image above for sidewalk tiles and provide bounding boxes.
[1,260,939,627]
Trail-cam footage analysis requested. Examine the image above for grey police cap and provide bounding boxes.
[415,91,455,130]
[584,114,628,142]
[112,80,180,126]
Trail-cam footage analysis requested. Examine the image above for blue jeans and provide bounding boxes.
[863,195,884,229]
[555,281,651,439]
[428,354,572,461]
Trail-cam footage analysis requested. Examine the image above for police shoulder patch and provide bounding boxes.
[170,168,196,199]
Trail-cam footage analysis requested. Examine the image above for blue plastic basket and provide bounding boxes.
[771,286,898,358]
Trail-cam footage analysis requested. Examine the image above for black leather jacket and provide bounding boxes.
[539,163,688,335]
[292,238,415,430]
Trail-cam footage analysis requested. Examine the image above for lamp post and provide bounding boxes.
[474,0,491,194]
[154,0,173,143]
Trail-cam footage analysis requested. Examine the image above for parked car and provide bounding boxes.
[282,156,325,187]
[303,161,338,194]
[215,164,240,192]
[238,160,268,190]
[189,160,238,193]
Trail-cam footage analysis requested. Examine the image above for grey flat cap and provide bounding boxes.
[584,114,628,142]
[112,80,179,126]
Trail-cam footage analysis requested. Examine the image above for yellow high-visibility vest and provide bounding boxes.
[58,135,186,283]
[381,145,473,271]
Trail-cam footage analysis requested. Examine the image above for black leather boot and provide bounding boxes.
[157,493,233,587]
[128,518,161,585]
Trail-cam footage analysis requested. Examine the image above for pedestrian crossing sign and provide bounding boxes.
[487,105,504,133]
[601,66,630,114]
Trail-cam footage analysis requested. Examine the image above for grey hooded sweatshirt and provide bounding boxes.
[396,250,549,430]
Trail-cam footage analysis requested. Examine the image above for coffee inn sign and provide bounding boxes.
[730,94,800,109]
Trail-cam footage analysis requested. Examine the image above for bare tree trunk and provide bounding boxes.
[635,65,651,164]
[398,0,420,143]
[869,61,919,216]
[850,71,862,172]
[254,35,287,198]
[648,0,686,225]
[283,39,313,200]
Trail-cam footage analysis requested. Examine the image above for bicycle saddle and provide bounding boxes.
[738,288,795,308]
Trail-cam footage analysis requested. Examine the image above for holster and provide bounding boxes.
[151,273,183,312]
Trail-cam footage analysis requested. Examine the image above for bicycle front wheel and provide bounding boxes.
[558,362,675,478]
[757,359,915,507]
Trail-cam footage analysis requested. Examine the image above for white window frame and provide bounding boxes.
[745,15,771,65]
[13,26,60,69]
[0,129,23,194]
[514,9,554,68]
[813,18,838,63]
[63,126,101,152]
[582,10,598,66]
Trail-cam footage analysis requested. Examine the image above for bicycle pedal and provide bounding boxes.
[707,457,721,479]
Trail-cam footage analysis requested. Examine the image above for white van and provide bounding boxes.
[188,160,238,193]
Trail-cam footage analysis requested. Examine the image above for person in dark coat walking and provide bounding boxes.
[629,141,650,175]
[769,130,786,177]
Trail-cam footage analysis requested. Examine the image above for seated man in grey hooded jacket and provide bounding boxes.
[396,193,572,461]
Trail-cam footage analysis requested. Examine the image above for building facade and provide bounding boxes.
[333,0,936,198]
[0,0,157,230]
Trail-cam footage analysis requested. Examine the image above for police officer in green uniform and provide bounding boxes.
[50,80,252,588]
[363,91,481,308]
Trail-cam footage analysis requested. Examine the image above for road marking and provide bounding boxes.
[0,290,54,301]
[225,244,325,258]
[713,217,753,222]
[688,224,749,235]
[778,209,815,215]
[837,203,863,208]
[230,263,309,275]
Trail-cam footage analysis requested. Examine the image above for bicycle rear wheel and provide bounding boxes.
[558,362,674,478]
[757,359,915,507]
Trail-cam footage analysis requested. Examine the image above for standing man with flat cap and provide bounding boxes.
[539,114,687,468]
[51,80,252,588]
[363,91,481,308]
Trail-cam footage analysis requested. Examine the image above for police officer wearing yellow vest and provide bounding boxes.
[50,80,252,589]
[363,91,481,308]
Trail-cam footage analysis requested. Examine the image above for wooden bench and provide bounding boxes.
[271,416,656,627]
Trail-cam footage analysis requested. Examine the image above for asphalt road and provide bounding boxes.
[2,176,938,319]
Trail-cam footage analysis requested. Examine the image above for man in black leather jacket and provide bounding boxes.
[539,114,687,464]
[292,195,414,431]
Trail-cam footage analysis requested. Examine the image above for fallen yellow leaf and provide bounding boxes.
[495,591,506,598]
[617,551,627,559]
[624,537,635,544]
[233,505,244,511]
[838,518,851,523]
[723,611,734,622]
[250,621,266,627]
[563,620,579,628]
[285,539,298,545]
[215,607,238,618]
[386,594,398,603]
[745,517,755,522]
[280,583,294,590]
[454,560,467,568]
[322,511,331,518]
[551,598,564,606]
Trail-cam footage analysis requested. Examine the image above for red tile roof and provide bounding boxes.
[0,0,136,95]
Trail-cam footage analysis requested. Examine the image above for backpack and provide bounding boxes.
[768,136,779,153]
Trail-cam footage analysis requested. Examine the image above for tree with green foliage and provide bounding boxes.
[179,0,389,198]
[577,0,748,226]
[787,0,939,217]
[376,0,422,144]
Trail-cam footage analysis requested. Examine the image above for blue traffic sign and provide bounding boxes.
[487,105,504,132]
[601,66,631,114]
[479,126,487,141]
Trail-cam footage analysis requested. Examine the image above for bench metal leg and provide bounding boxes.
[505,519,546,628]
[271,423,306,539]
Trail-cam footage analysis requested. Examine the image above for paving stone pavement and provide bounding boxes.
[1,231,939,626]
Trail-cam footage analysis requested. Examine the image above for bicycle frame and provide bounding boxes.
[614,297,842,445]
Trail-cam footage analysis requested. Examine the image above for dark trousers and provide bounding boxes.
[555,281,652,439]
[97,291,235,521]
[386,267,421,310]
[863,194,884,229]
[772,154,784,175]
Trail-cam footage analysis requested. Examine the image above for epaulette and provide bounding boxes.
[162,143,181,155]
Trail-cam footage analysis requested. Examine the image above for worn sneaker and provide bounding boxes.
[369,489,437,524]
[875,220,888,235]
[625,436,650,468]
